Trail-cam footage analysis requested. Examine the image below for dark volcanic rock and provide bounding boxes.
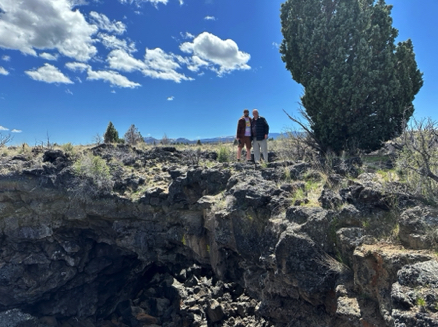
[0,147,437,327]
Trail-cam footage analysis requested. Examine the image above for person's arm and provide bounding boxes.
[264,118,269,139]
[236,119,242,139]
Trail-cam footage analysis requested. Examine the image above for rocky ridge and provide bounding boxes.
[0,144,437,327]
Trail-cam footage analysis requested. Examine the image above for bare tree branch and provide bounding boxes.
[0,133,13,147]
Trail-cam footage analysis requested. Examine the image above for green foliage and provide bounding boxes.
[74,154,111,182]
[417,297,426,307]
[197,139,202,146]
[104,121,119,144]
[61,142,75,156]
[280,0,423,154]
[72,153,114,201]
[217,145,231,162]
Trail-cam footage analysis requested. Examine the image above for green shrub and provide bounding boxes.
[71,154,113,201]
[217,145,231,163]
[61,142,75,156]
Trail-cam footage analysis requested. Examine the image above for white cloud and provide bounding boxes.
[143,48,193,83]
[65,62,91,72]
[0,0,98,61]
[144,48,180,73]
[65,88,73,95]
[11,129,22,133]
[167,96,174,101]
[204,16,216,21]
[87,69,141,88]
[40,52,59,61]
[118,0,183,7]
[180,32,195,40]
[184,55,209,72]
[107,48,192,83]
[25,63,73,84]
[0,66,9,75]
[98,33,137,52]
[0,126,9,131]
[69,0,89,6]
[89,11,126,35]
[272,42,280,49]
[2,55,10,61]
[180,32,250,75]
[118,0,168,6]
[111,90,116,94]
[107,49,146,72]
[65,60,140,88]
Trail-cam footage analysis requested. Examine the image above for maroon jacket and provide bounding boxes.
[236,116,252,139]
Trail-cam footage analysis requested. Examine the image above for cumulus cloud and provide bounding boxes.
[180,32,250,75]
[87,69,141,88]
[11,129,22,133]
[65,61,139,88]
[2,55,10,61]
[40,52,59,61]
[167,96,174,101]
[0,126,9,131]
[143,48,193,83]
[0,66,9,75]
[25,64,73,84]
[0,0,98,61]
[204,16,216,21]
[107,48,192,83]
[65,62,91,72]
[98,33,137,52]
[89,11,126,35]
[107,49,146,72]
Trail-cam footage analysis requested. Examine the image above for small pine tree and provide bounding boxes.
[104,122,119,143]
[197,139,202,146]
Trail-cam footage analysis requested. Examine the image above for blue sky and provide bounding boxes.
[0,0,437,145]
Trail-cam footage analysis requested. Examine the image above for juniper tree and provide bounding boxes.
[280,0,423,154]
[103,121,119,144]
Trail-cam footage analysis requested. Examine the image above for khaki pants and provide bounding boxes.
[253,138,268,162]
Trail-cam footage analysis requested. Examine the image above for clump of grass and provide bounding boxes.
[19,143,32,155]
[70,153,114,202]
[259,160,269,168]
[61,142,76,156]
[217,144,231,163]
[417,297,426,307]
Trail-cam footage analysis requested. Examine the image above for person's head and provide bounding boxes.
[252,109,259,119]
[243,109,249,117]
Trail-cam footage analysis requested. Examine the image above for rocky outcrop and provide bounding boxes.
[0,145,437,326]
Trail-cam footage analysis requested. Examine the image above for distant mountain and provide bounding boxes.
[143,133,284,144]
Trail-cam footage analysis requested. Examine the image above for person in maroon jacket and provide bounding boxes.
[236,109,252,161]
